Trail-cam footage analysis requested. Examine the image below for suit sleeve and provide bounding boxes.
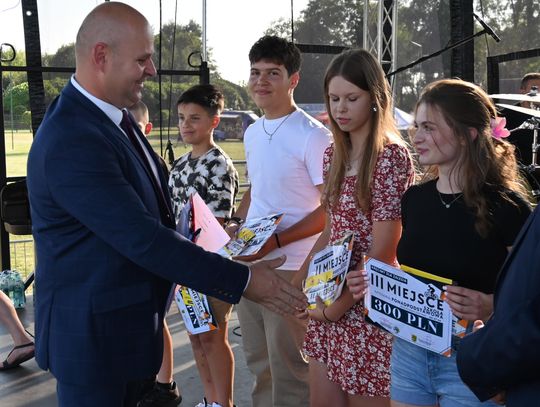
[44,126,248,303]
[457,294,540,398]
[457,209,540,397]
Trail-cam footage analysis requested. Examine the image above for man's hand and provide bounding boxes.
[242,255,308,316]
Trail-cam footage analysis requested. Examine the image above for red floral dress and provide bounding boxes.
[303,143,414,396]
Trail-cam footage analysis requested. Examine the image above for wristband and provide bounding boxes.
[322,308,332,322]
[274,233,282,248]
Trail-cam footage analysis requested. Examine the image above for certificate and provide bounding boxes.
[364,258,455,356]
[303,234,353,309]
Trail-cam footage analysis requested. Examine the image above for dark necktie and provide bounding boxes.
[120,110,173,227]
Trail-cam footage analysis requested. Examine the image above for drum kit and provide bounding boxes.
[490,86,540,200]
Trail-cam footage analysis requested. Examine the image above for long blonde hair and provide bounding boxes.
[415,79,530,236]
[322,49,406,212]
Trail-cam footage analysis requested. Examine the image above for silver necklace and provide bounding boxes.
[438,191,463,209]
[262,111,294,143]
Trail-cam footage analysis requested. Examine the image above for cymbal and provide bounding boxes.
[490,93,540,103]
[497,103,540,118]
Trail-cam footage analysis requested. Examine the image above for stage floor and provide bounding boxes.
[0,295,254,406]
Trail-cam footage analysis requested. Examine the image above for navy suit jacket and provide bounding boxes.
[457,205,540,406]
[27,82,249,385]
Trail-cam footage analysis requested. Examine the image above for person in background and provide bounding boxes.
[502,73,540,179]
[0,290,34,370]
[167,84,239,407]
[130,100,154,136]
[229,35,332,407]
[295,48,414,407]
[129,101,169,176]
[348,78,531,407]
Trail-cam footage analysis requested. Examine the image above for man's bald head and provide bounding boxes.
[75,2,150,64]
[73,1,156,109]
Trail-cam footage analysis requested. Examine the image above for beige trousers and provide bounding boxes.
[237,270,309,407]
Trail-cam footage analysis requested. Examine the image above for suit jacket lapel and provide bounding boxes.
[63,83,174,225]
[127,114,175,218]
[63,83,146,168]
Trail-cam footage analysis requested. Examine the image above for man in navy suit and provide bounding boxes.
[457,205,540,406]
[26,2,306,406]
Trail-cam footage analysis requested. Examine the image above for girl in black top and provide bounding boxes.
[349,79,532,407]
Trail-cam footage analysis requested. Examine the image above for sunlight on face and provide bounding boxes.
[248,60,295,113]
[105,23,156,109]
[412,103,461,170]
[177,103,217,146]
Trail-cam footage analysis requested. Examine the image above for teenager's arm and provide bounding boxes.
[368,219,402,264]
[224,187,251,237]
[236,185,325,261]
[290,211,331,288]
[231,186,251,220]
[347,219,402,301]
[311,218,403,321]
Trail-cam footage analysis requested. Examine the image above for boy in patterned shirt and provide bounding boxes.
[168,84,239,407]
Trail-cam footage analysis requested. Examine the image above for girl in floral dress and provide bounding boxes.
[294,49,414,407]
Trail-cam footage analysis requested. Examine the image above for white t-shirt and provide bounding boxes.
[244,108,332,269]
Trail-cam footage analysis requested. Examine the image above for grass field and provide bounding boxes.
[3,129,248,282]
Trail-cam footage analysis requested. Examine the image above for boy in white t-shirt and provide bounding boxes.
[227,35,331,407]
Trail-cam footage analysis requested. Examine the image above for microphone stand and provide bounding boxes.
[525,118,540,199]
[386,28,493,78]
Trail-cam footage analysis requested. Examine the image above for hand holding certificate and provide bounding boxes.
[176,202,296,333]
[219,214,283,259]
[175,193,231,335]
[346,256,369,301]
[303,234,353,310]
[364,259,456,356]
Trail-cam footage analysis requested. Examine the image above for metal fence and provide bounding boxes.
[8,238,34,282]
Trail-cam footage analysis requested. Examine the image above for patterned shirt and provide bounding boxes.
[168,146,239,221]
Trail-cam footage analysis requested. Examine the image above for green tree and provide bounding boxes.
[43,43,76,68]
[1,50,27,94]
[263,0,539,111]
[265,0,364,103]
[2,82,29,115]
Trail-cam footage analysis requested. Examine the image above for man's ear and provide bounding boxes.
[290,72,300,90]
[211,115,221,129]
[145,122,153,136]
[93,42,109,71]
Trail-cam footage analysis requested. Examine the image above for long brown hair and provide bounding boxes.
[415,79,530,236]
[322,49,406,212]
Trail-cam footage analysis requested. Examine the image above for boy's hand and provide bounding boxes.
[224,220,241,239]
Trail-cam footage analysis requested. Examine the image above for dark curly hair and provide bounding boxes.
[176,84,224,116]
[248,35,301,76]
